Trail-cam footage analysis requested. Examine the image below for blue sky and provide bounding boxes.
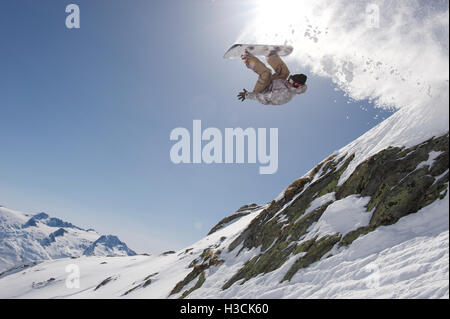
[0,0,394,253]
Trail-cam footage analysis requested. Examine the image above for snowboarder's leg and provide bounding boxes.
[243,53,272,93]
[267,54,290,81]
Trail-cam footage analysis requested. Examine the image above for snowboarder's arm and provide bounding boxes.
[246,91,272,105]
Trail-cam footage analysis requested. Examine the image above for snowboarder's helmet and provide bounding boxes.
[289,74,307,87]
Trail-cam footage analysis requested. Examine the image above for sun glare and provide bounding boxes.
[246,0,309,44]
[255,0,306,26]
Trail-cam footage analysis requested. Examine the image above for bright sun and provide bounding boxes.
[255,0,306,26]
[244,0,308,43]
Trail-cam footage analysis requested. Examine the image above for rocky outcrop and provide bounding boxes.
[170,246,224,298]
[153,133,449,294]
[40,228,68,247]
[219,133,448,290]
[208,204,262,235]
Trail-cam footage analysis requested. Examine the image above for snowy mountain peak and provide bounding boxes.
[83,235,137,257]
[0,207,137,273]
[22,212,82,231]
[33,212,49,220]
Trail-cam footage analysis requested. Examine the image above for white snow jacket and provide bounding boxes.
[246,79,307,106]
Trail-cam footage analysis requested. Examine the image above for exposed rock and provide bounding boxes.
[219,133,448,290]
[208,204,262,236]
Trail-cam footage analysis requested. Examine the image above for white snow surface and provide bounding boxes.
[0,191,447,299]
[304,195,372,241]
[304,192,336,216]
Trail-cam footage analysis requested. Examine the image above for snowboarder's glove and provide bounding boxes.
[238,89,248,102]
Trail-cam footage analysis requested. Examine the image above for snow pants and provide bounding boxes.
[245,54,290,93]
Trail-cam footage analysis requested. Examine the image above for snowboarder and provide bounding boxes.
[237,51,307,106]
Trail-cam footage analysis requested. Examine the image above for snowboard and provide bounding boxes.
[223,44,294,59]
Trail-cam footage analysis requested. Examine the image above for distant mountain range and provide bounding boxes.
[0,206,136,274]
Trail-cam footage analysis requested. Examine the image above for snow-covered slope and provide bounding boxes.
[0,207,136,274]
[0,118,447,298]
[0,179,447,298]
